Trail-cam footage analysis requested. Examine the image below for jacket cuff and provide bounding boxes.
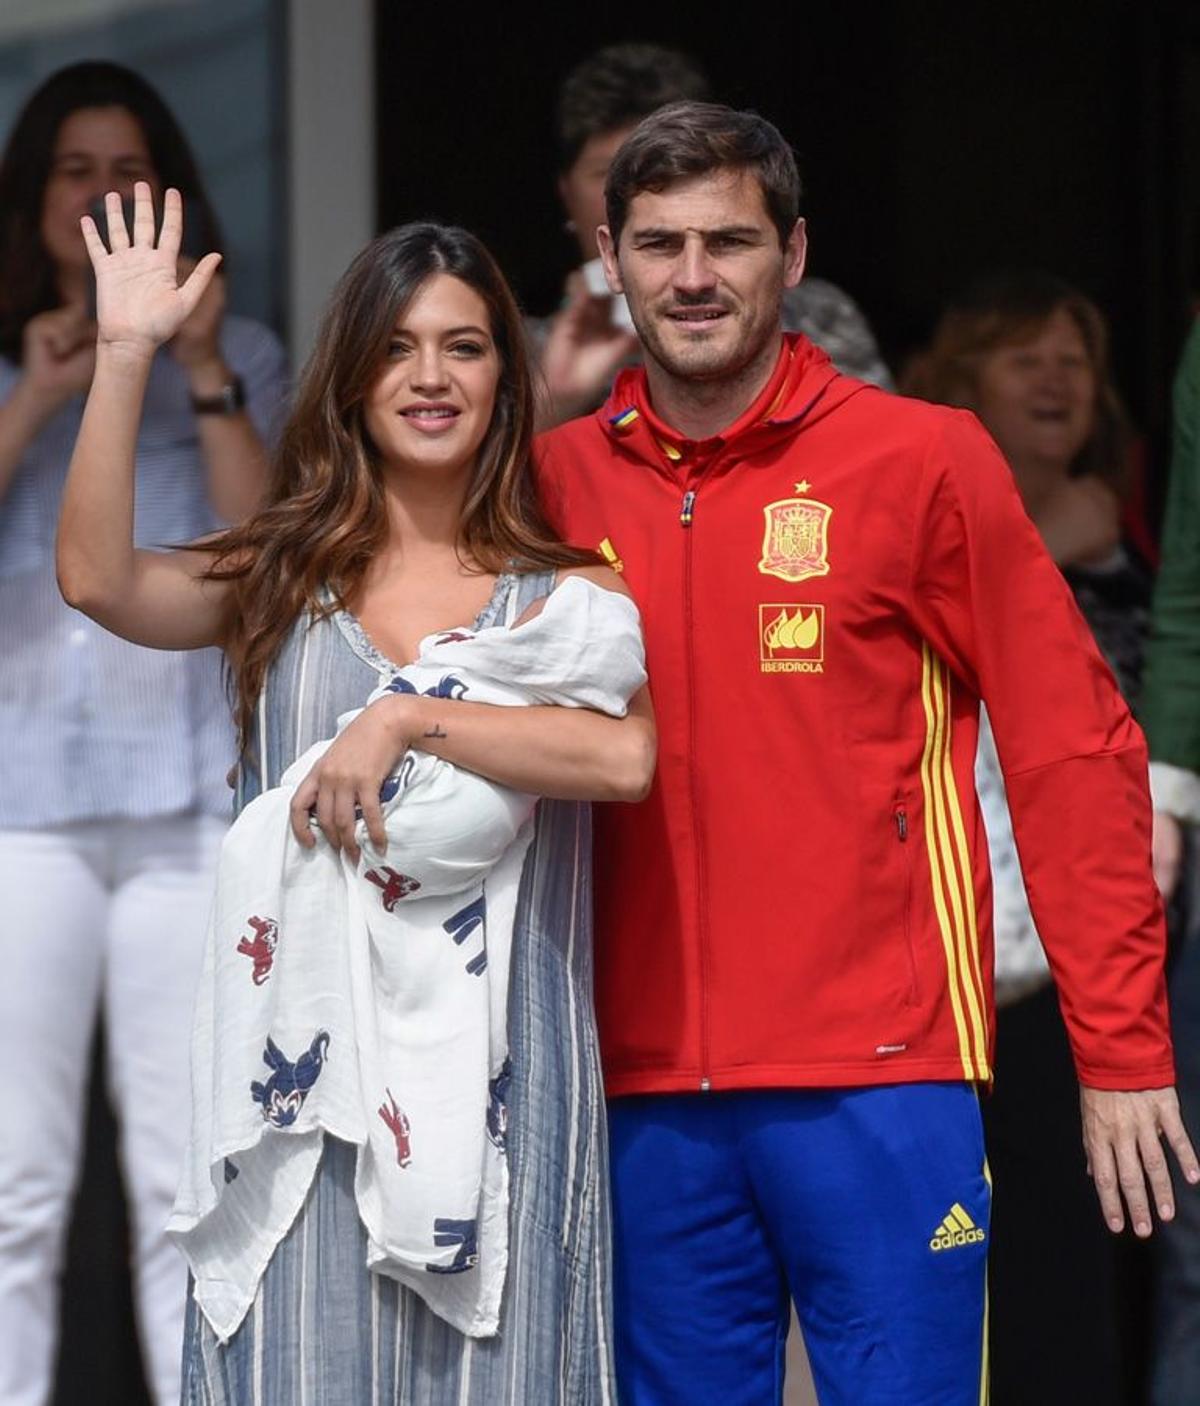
[1075,1059,1177,1092]
[1149,761,1200,823]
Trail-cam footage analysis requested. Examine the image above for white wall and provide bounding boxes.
[285,0,374,365]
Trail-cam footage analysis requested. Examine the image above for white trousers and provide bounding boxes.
[0,814,224,1406]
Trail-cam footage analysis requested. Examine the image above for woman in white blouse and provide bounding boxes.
[0,62,286,1406]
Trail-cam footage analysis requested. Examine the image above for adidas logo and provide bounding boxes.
[928,1203,986,1252]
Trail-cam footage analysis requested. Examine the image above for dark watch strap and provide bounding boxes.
[190,375,245,415]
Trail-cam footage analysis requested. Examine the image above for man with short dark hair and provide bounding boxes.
[536,100,1197,1405]
[535,45,890,429]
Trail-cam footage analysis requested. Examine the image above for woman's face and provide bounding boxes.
[974,306,1097,473]
[363,273,502,486]
[41,105,158,274]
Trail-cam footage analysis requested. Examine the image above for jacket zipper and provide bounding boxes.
[894,802,919,1004]
[681,479,711,1090]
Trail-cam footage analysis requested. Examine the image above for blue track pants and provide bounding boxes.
[608,1083,990,1405]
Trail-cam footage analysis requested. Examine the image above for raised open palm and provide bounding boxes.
[80,182,222,354]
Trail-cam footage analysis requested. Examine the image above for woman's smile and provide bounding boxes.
[397,400,462,434]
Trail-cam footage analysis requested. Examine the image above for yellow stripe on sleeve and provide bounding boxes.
[919,644,976,1078]
[936,657,990,1078]
[927,653,989,1077]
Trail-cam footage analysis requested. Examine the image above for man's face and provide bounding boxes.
[558,125,636,262]
[597,167,805,384]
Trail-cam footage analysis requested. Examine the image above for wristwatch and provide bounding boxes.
[190,375,245,416]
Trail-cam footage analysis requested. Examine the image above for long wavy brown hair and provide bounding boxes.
[205,222,595,745]
[900,271,1131,496]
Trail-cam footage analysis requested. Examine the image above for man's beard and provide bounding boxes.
[634,299,777,384]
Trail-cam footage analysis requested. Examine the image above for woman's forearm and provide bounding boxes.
[186,355,270,521]
[57,342,152,608]
[394,690,656,803]
[56,340,230,650]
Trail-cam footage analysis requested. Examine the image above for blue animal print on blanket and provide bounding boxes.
[250,1032,330,1128]
[384,673,469,701]
[378,752,416,805]
[426,1217,478,1275]
[443,893,487,975]
[486,1057,511,1150]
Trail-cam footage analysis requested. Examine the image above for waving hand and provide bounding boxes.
[80,182,222,356]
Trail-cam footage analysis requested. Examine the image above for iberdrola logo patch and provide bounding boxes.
[759,603,824,674]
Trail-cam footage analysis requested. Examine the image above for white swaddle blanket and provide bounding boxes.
[169,575,646,1341]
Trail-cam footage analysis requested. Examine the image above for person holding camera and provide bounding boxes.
[0,62,285,1406]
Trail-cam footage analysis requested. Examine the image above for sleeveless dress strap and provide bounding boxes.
[503,568,558,626]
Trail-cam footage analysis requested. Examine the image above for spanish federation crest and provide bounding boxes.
[757,495,832,584]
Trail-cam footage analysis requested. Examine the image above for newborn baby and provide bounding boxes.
[291,572,644,898]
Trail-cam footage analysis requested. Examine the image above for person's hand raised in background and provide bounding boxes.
[20,304,96,419]
[537,268,639,428]
[169,252,227,374]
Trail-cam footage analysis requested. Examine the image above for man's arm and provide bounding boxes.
[909,409,1197,1232]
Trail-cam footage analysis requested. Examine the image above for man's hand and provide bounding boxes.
[537,270,639,428]
[1152,810,1185,901]
[1080,1084,1199,1236]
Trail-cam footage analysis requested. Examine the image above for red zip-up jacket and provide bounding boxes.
[536,334,1173,1097]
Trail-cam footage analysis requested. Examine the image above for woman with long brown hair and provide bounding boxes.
[0,62,286,1406]
[57,183,653,1404]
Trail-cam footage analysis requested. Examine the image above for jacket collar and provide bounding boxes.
[598,332,865,473]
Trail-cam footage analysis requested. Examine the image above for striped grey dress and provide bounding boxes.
[181,570,617,1405]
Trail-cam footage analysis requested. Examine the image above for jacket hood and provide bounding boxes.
[597,332,871,470]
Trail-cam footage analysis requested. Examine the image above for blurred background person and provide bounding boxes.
[903,271,1148,1405]
[0,61,285,1406]
[1141,312,1200,1406]
[532,41,893,429]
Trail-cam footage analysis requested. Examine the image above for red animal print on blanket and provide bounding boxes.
[236,916,279,985]
[364,866,422,912]
[378,1088,412,1167]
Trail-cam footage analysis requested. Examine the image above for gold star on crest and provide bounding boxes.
[794,480,811,495]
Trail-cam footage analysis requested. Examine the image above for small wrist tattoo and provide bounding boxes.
[422,723,448,740]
